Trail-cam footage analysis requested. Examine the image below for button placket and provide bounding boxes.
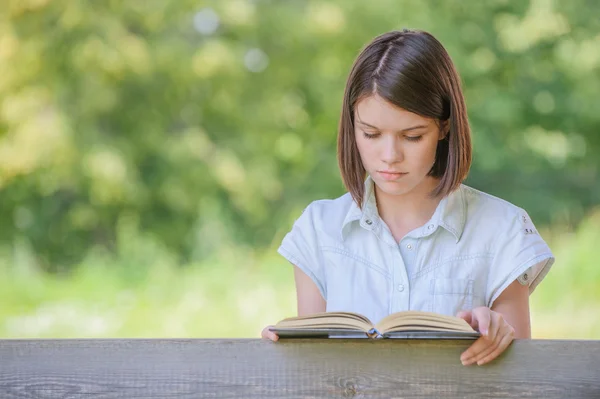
[391,240,410,313]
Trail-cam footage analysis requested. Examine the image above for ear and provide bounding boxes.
[438,119,450,140]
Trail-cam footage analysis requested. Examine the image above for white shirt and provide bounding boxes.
[278,177,555,325]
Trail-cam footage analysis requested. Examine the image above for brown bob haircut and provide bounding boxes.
[338,29,472,207]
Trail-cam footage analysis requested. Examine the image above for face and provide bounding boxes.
[354,94,447,199]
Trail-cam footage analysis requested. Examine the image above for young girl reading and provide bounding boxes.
[261,29,554,366]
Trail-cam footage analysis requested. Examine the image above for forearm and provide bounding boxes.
[490,279,531,339]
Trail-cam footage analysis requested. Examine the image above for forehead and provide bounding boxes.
[354,94,432,129]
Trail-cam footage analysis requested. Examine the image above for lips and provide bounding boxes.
[378,171,408,181]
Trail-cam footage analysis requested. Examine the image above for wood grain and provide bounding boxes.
[1,339,599,398]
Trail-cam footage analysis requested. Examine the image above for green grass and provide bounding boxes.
[1,208,599,339]
[529,208,600,339]
[0,248,297,338]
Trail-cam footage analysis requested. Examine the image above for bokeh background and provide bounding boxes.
[1,0,599,339]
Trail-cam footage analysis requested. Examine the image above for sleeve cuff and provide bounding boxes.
[488,253,555,308]
[277,245,326,300]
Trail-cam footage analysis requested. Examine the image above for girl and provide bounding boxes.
[261,29,554,366]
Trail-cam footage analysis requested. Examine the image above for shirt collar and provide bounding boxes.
[341,176,376,239]
[428,184,466,243]
[340,176,466,243]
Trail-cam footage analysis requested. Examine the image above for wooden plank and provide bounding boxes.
[1,339,599,398]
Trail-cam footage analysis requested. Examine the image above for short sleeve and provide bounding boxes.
[277,203,326,299]
[486,209,555,308]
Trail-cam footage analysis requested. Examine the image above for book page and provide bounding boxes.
[375,311,476,334]
[274,312,373,332]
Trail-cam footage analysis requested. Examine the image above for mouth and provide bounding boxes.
[378,171,408,181]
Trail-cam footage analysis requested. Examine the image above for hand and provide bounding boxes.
[457,307,515,366]
[261,325,279,342]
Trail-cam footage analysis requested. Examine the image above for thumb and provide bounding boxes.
[261,325,279,341]
[471,307,491,336]
[456,310,472,324]
[457,310,479,331]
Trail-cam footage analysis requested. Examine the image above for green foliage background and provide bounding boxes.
[0,0,598,338]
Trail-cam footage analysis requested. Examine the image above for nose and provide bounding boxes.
[381,135,403,165]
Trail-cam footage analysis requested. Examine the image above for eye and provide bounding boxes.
[406,136,423,142]
[362,131,379,139]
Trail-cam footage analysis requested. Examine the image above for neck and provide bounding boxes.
[374,177,443,232]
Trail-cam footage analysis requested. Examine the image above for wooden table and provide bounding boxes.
[1,339,599,398]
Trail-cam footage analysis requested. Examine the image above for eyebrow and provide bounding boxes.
[356,119,429,133]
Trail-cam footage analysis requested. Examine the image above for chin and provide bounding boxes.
[374,180,416,197]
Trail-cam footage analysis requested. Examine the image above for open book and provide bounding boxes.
[270,311,480,339]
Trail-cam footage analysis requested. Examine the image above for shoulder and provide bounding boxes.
[296,192,354,234]
[460,186,555,304]
[458,184,540,246]
[460,184,528,226]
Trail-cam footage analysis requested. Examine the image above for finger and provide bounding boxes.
[468,331,503,365]
[457,310,480,331]
[476,329,514,365]
[461,308,496,364]
[261,326,279,342]
[461,314,509,365]
[487,312,511,345]
[261,325,273,337]
[460,335,493,365]
[472,307,492,337]
[483,311,499,343]
[456,310,472,325]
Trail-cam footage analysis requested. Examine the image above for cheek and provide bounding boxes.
[354,135,371,159]
[404,141,437,171]
[416,139,439,158]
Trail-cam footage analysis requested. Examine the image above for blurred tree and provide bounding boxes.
[0,0,598,271]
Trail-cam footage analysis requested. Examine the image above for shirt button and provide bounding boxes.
[428,224,434,230]
[397,284,405,292]
[406,244,412,250]
[365,219,373,225]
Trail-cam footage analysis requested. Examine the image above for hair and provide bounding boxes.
[337,29,472,207]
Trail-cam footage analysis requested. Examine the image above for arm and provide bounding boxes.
[459,211,553,364]
[264,202,327,340]
[490,278,531,338]
[458,279,530,365]
[294,265,326,316]
[261,265,326,341]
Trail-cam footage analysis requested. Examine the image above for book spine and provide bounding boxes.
[367,328,383,339]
